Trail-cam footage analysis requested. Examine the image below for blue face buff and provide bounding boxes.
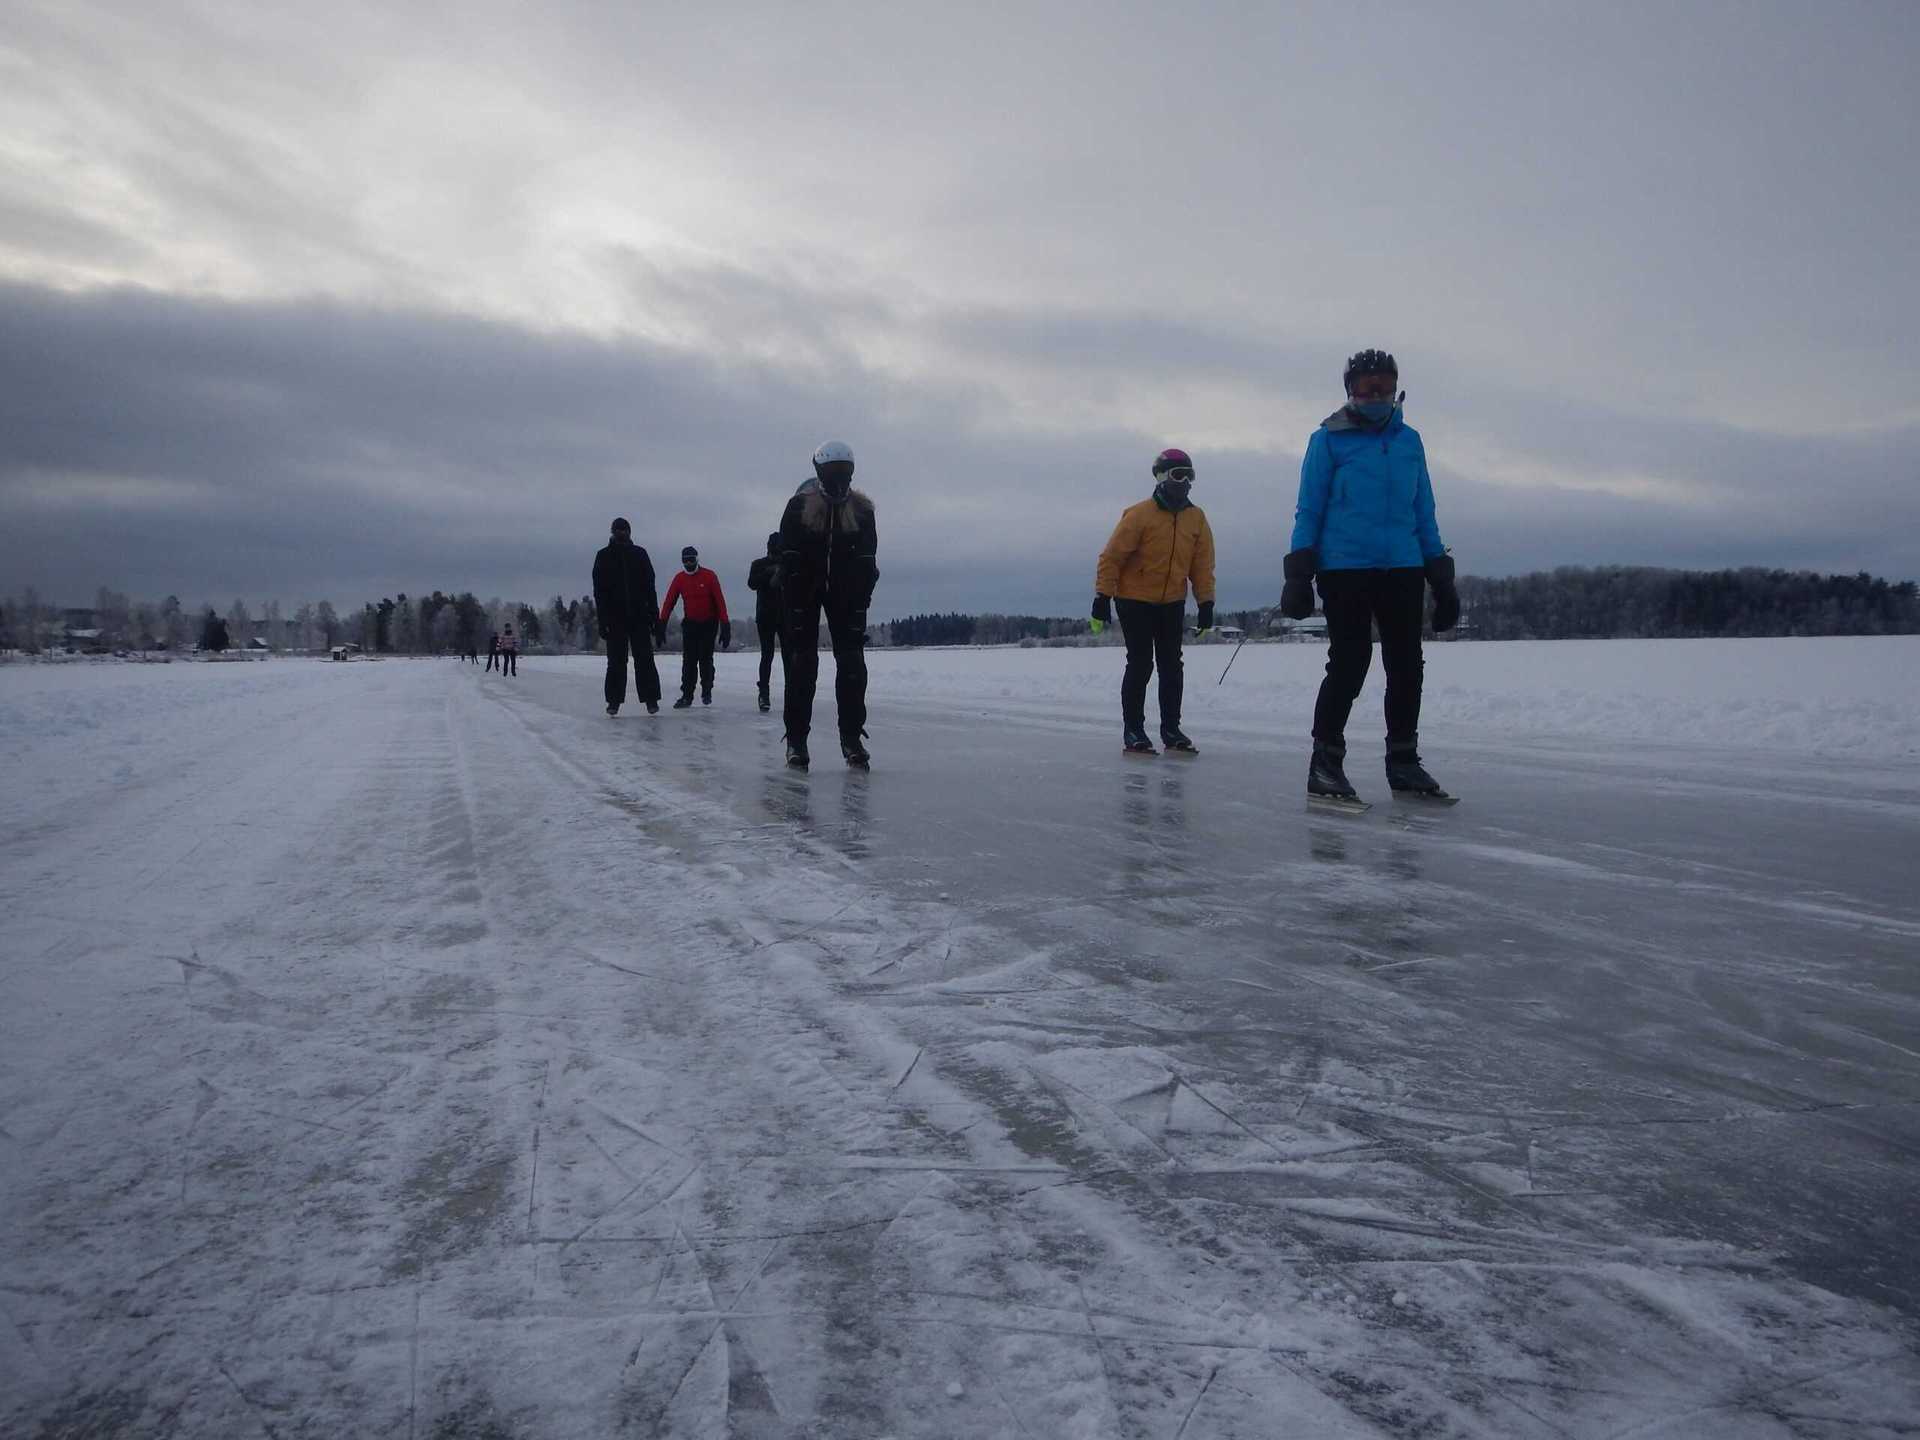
[1350,398,1396,424]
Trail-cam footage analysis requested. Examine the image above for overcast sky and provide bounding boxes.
[4,0,1916,617]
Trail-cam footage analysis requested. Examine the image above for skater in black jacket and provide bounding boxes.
[592,517,662,715]
[779,442,877,770]
[746,532,786,713]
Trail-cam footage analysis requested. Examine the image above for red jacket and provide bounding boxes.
[660,567,729,625]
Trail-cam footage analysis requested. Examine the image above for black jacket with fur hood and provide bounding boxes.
[779,478,878,617]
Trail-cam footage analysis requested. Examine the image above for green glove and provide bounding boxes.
[1090,594,1112,636]
[1090,619,1106,635]
[1194,600,1214,638]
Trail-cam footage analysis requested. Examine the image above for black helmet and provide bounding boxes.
[681,545,698,561]
[611,516,630,535]
[1343,348,1398,392]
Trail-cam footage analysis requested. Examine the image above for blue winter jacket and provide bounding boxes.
[1289,407,1446,570]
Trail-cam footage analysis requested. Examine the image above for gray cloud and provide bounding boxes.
[3,279,1915,621]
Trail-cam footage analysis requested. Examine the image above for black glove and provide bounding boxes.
[1195,601,1214,634]
[719,621,732,650]
[1091,594,1112,634]
[1425,554,1460,632]
[653,622,667,648]
[1281,548,1318,620]
[597,622,609,641]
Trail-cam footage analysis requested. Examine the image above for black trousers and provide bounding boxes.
[485,649,497,671]
[757,617,787,690]
[1116,599,1185,734]
[679,619,718,697]
[1312,567,1425,746]
[604,627,660,708]
[784,604,866,745]
[499,651,517,676]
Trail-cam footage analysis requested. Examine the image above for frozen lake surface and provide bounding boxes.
[3,640,1918,1437]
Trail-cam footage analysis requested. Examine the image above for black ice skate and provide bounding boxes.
[646,701,660,715]
[1308,741,1369,813]
[758,683,771,713]
[841,732,871,769]
[1385,744,1458,804]
[672,693,694,709]
[785,735,810,770]
[606,703,619,716]
[1123,725,1158,756]
[1160,726,1198,756]
[702,689,712,706]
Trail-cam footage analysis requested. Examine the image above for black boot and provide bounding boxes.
[1385,742,1443,795]
[646,701,660,715]
[1123,725,1158,755]
[672,692,693,709]
[758,683,771,713]
[785,735,810,770]
[1308,740,1358,799]
[841,731,870,769]
[1160,725,1198,755]
[606,702,619,716]
[702,688,712,706]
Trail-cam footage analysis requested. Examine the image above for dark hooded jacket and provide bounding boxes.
[780,479,877,618]
[592,537,659,631]
[747,549,785,627]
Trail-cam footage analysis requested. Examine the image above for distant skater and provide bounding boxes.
[780,441,878,770]
[593,516,662,715]
[659,546,730,708]
[746,532,787,713]
[1092,448,1216,756]
[498,624,518,677]
[486,631,499,672]
[1281,348,1459,806]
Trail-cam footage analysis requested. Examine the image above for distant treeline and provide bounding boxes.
[1456,567,1920,640]
[8,566,1916,656]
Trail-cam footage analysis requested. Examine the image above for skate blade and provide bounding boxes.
[1391,789,1459,806]
[1307,794,1371,815]
[1161,746,1199,757]
[1123,748,1158,758]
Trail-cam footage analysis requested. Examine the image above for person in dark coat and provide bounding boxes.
[592,517,662,715]
[746,531,786,713]
[485,631,499,672]
[780,441,877,770]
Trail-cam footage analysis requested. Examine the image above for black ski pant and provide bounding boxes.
[784,603,865,746]
[679,619,718,698]
[757,617,787,692]
[604,626,660,708]
[1312,567,1426,747]
[1116,598,1185,735]
[499,651,517,676]
[485,649,497,672]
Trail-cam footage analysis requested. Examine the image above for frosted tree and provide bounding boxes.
[228,598,253,648]
[315,600,341,646]
[263,599,284,652]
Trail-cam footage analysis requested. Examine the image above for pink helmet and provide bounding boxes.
[1152,448,1194,478]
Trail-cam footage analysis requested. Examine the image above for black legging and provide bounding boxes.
[679,619,718,698]
[757,617,787,691]
[783,604,866,745]
[499,650,517,676]
[1312,567,1425,746]
[1116,598,1185,734]
[604,627,660,707]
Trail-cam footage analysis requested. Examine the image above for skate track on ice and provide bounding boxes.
[2,650,1918,1438]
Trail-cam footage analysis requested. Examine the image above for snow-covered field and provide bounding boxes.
[4,641,1918,1438]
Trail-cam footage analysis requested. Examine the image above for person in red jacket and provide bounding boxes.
[659,545,731,707]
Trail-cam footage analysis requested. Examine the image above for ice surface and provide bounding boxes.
[3,642,1918,1437]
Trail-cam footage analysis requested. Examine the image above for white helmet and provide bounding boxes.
[812,440,854,470]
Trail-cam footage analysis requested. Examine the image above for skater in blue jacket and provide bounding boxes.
[1281,349,1462,804]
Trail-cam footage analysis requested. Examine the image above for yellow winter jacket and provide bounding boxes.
[1096,498,1216,605]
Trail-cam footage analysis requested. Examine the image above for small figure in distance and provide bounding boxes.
[593,516,662,716]
[498,623,518,677]
[1282,348,1460,809]
[1092,448,1216,757]
[746,531,787,714]
[659,546,730,709]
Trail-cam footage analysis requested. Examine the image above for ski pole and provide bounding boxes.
[1217,608,1277,685]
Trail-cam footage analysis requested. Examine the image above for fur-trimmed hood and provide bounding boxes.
[792,477,876,536]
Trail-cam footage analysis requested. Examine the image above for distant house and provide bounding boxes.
[246,636,270,651]
[64,627,107,653]
[1213,626,1245,643]
[330,643,364,661]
